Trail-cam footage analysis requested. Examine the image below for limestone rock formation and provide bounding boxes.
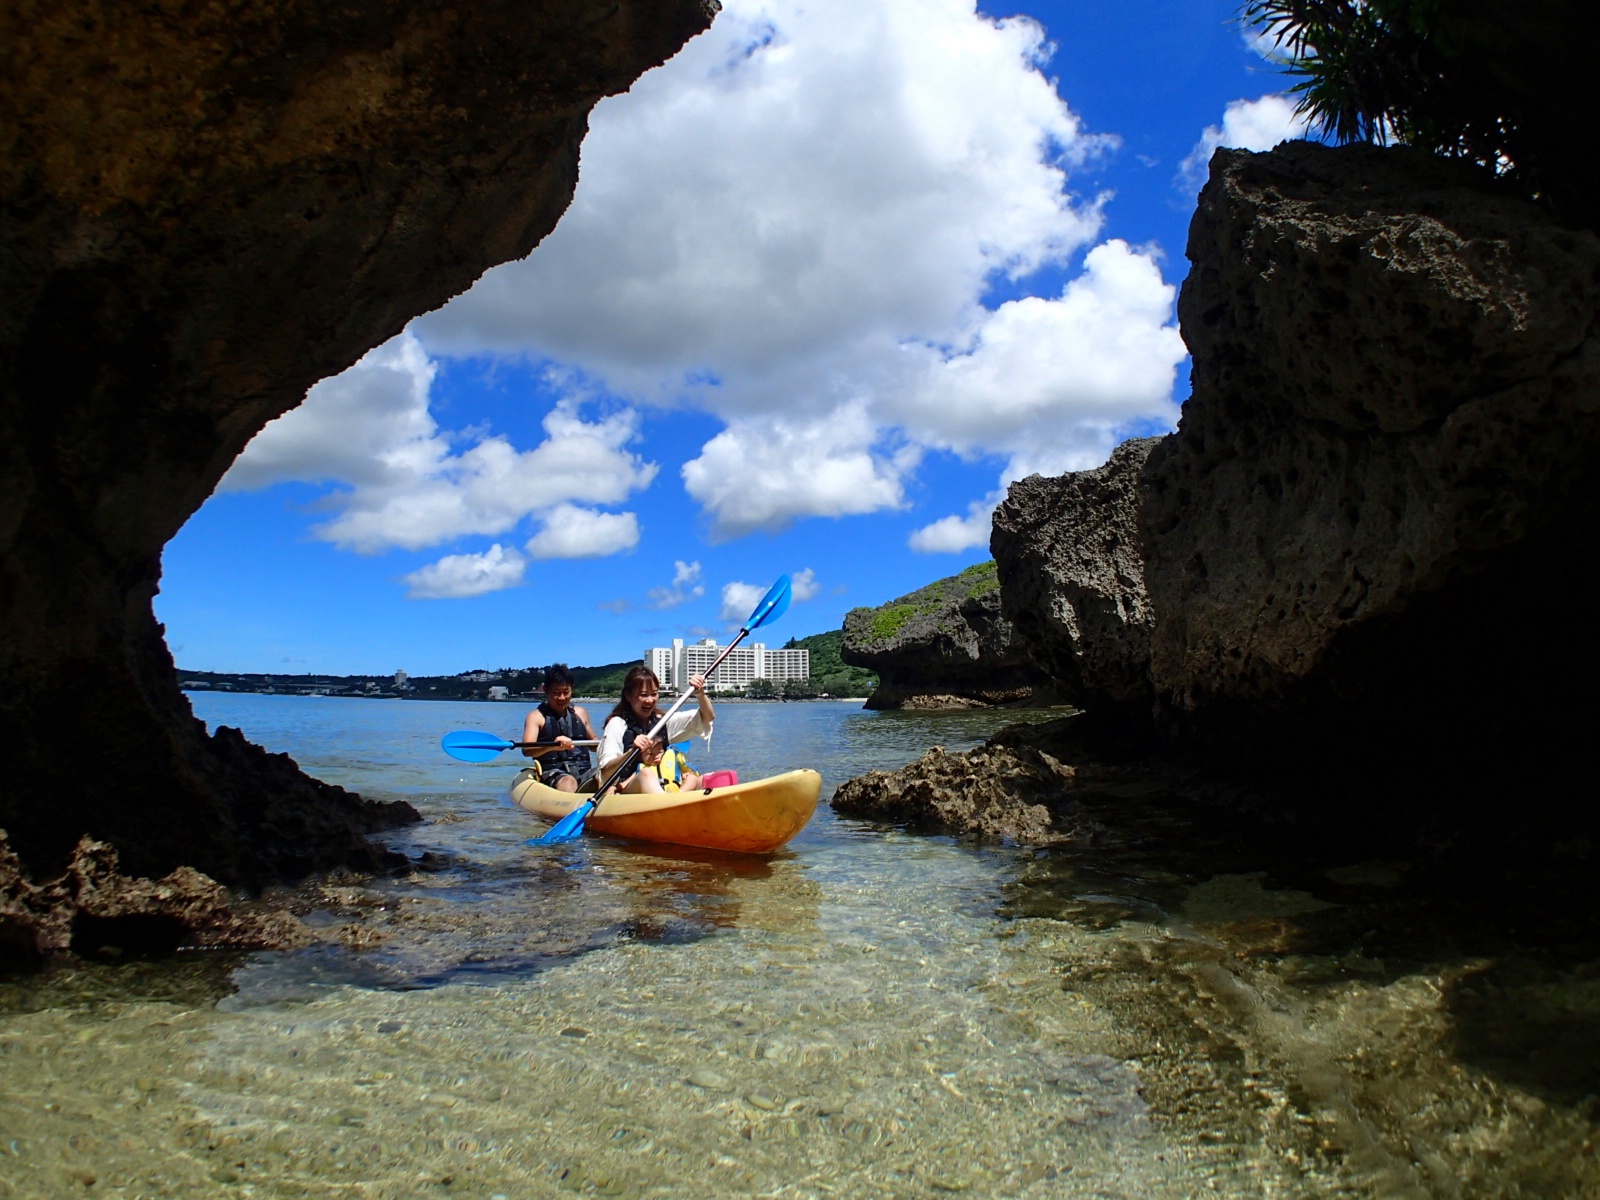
[840,562,1056,709]
[831,744,1080,842]
[991,437,1159,723]
[0,1,718,888]
[842,146,1600,836]
[847,137,1600,837]
[970,140,1600,818]
[1141,141,1600,788]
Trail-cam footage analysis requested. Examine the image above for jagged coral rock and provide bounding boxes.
[991,437,1160,721]
[0,829,310,964]
[867,139,1600,834]
[1142,142,1600,777]
[831,744,1080,842]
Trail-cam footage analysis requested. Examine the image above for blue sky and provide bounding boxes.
[159,0,1305,676]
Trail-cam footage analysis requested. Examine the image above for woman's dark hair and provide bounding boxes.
[607,665,662,725]
[543,663,574,691]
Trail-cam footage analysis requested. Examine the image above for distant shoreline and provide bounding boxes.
[182,689,871,705]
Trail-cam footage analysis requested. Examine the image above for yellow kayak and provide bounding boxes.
[510,768,822,854]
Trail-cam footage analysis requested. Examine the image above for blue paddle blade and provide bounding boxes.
[527,799,596,846]
[441,730,514,763]
[744,574,792,632]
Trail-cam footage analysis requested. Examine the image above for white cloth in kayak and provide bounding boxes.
[598,709,712,771]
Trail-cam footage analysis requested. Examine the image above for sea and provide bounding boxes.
[0,692,1594,1198]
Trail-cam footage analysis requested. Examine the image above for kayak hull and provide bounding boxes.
[510,768,822,854]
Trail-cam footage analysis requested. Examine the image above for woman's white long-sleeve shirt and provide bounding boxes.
[598,709,711,770]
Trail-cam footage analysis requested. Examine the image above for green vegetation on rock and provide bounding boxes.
[872,604,917,640]
[565,662,637,696]
[845,560,1002,652]
[958,559,1000,598]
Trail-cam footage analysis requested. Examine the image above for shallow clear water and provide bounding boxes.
[1,694,1596,1198]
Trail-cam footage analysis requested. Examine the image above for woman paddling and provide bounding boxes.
[598,665,713,793]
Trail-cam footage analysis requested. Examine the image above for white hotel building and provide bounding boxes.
[647,638,809,692]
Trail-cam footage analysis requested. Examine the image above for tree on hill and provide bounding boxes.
[781,628,878,693]
[566,662,638,697]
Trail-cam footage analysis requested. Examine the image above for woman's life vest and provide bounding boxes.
[616,709,692,791]
[535,702,590,775]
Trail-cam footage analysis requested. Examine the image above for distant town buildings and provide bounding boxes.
[647,638,808,692]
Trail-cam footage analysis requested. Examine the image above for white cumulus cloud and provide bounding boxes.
[648,560,705,609]
[402,544,526,600]
[410,0,1183,537]
[897,239,1185,463]
[682,407,915,539]
[223,333,657,554]
[909,491,1001,553]
[223,333,439,492]
[720,580,768,624]
[524,505,641,560]
[1180,93,1311,190]
[417,0,1107,388]
[790,567,819,601]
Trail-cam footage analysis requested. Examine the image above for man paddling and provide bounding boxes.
[521,664,599,792]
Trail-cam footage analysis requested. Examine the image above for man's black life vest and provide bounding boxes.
[535,702,589,775]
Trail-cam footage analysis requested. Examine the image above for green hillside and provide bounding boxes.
[566,661,638,697]
[783,628,878,694]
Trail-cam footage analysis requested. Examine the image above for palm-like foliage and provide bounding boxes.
[1243,1,1529,190]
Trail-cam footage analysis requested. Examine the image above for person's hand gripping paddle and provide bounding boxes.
[528,574,793,846]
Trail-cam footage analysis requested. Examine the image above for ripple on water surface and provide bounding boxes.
[3,695,1598,1197]
[1,833,1215,1198]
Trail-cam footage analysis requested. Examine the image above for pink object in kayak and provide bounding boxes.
[699,769,740,790]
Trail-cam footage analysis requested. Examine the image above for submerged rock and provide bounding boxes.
[0,829,310,964]
[840,562,1056,710]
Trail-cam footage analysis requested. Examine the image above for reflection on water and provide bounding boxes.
[1,695,1597,1197]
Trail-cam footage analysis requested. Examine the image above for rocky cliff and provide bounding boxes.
[0,0,717,897]
[841,562,1055,709]
[1142,142,1600,802]
[849,140,1600,839]
[990,437,1158,728]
